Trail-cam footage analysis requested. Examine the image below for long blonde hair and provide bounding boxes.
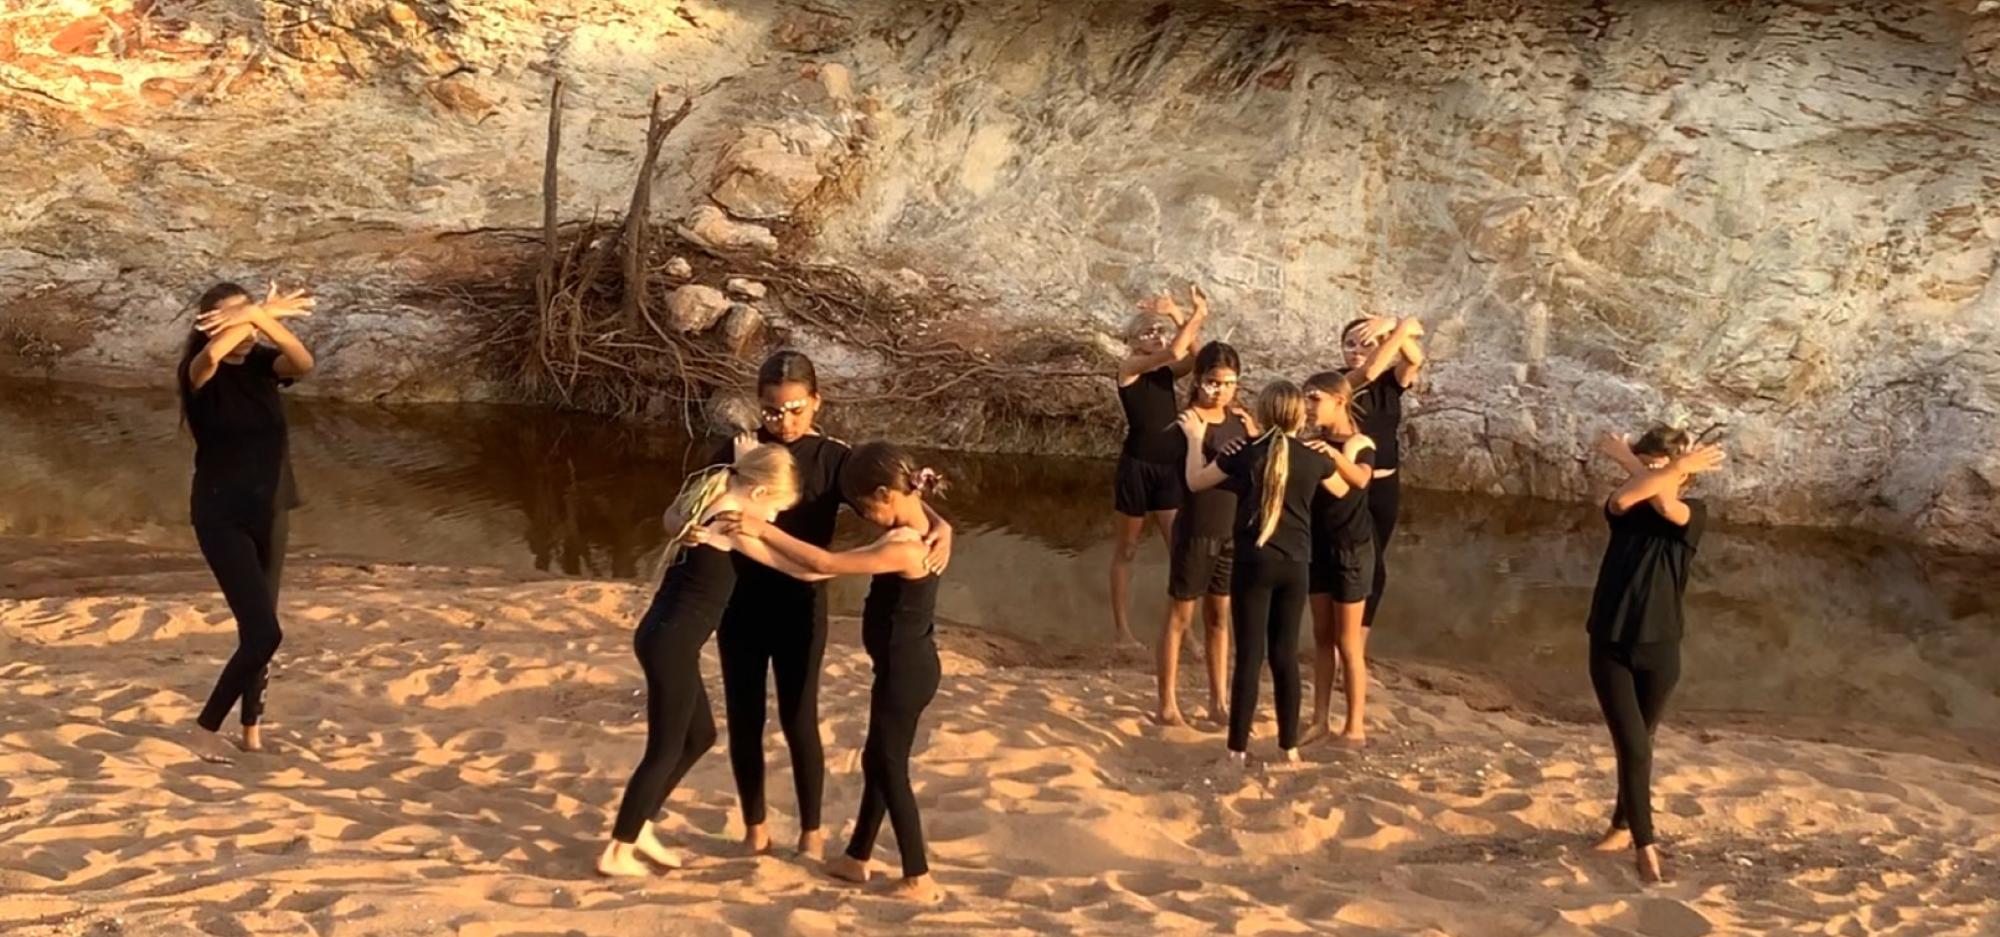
[659,445,800,572]
[1252,381,1308,547]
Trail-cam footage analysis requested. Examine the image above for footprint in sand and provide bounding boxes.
[1636,897,1715,937]
[1109,870,1203,898]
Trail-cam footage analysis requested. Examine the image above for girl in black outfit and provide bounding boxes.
[694,352,953,857]
[1155,341,1256,727]
[1340,316,1427,629]
[598,444,820,877]
[1300,372,1378,746]
[1181,382,1341,766]
[1585,427,1725,883]
[177,282,316,756]
[1109,284,1209,645]
[731,443,949,904]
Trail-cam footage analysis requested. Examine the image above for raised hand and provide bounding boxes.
[258,282,316,319]
[732,432,759,461]
[1189,282,1209,317]
[1358,316,1398,345]
[1674,444,1727,475]
[1595,431,1634,464]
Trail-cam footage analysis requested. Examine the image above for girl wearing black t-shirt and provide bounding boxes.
[1340,316,1426,629]
[1300,371,1378,747]
[176,282,316,756]
[1109,284,1208,645]
[1154,341,1257,727]
[1586,427,1724,883]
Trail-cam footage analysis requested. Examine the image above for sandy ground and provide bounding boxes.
[2,538,1996,936]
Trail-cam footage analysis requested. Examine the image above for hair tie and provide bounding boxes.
[914,467,948,498]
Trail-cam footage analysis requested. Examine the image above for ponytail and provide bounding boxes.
[1256,428,1288,547]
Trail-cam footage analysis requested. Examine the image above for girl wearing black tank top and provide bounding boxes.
[1300,371,1379,747]
[1155,341,1258,727]
[597,445,824,878]
[728,443,949,904]
[1108,284,1209,645]
[1340,315,1427,630]
[1584,426,1725,884]
[176,282,315,759]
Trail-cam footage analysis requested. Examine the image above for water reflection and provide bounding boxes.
[2,378,1995,739]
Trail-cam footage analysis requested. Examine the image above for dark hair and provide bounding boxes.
[757,350,819,395]
[178,282,253,424]
[1186,341,1243,406]
[839,441,945,505]
[1341,318,1373,341]
[1631,425,1694,460]
[1303,369,1367,423]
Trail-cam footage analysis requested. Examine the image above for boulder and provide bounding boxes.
[666,284,731,333]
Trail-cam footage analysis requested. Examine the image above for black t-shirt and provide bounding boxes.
[1118,366,1182,464]
[1216,435,1334,564]
[705,431,851,603]
[1353,375,1405,470]
[1176,411,1250,541]
[1310,439,1377,550]
[1586,499,1706,646]
[183,345,300,524]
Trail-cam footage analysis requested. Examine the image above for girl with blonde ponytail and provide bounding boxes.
[598,444,822,878]
[1182,381,1343,765]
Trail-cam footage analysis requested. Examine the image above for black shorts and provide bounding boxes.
[1168,534,1233,600]
[1309,540,1376,606]
[1115,455,1185,517]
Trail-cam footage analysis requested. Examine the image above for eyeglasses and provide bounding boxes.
[760,400,811,422]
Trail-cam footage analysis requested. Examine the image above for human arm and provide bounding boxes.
[1306,438,1375,491]
[723,529,835,582]
[1118,285,1209,382]
[1594,431,1647,476]
[919,503,953,574]
[1179,410,1227,493]
[191,285,316,387]
[1607,445,1725,523]
[1348,317,1425,388]
[736,514,928,577]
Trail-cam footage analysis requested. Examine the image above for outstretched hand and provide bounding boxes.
[1189,282,1209,317]
[258,282,315,320]
[1595,431,1634,464]
[1674,444,1727,476]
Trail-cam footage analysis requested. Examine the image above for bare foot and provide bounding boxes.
[1636,844,1668,884]
[1337,728,1367,749]
[634,824,684,869]
[1154,707,1188,728]
[183,727,236,765]
[1202,702,1226,725]
[1301,721,1335,745]
[240,724,264,753]
[742,823,772,855]
[1593,827,1633,853]
[885,873,945,903]
[827,854,871,884]
[1115,631,1145,649]
[797,828,825,859]
[596,841,651,878]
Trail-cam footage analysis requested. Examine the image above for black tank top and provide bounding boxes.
[1310,437,1377,550]
[1118,366,1181,464]
[862,571,940,657]
[640,542,739,644]
[1353,377,1405,470]
[182,345,301,524]
[1177,410,1250,540]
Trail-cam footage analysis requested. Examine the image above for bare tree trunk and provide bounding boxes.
[536,77,564,323]
[620,87,696,332]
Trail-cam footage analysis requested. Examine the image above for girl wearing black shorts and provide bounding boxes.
[1109,285,1209,645]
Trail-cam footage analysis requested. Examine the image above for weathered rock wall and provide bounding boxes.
[3,0,1997,550]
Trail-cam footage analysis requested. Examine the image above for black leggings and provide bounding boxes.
[1227,558,1308,753]
[718,593,828,832]
[611,622,720,843]
[845,640,940,878]
[1588,641,1681,847]
[194,510,288,731]
[1364,473,1401,628]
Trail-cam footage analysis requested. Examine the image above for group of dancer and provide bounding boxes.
[1109,284,1424,754]
[173,278,1722,892]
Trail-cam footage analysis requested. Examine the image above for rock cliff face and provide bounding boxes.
[3,0,1997,551]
